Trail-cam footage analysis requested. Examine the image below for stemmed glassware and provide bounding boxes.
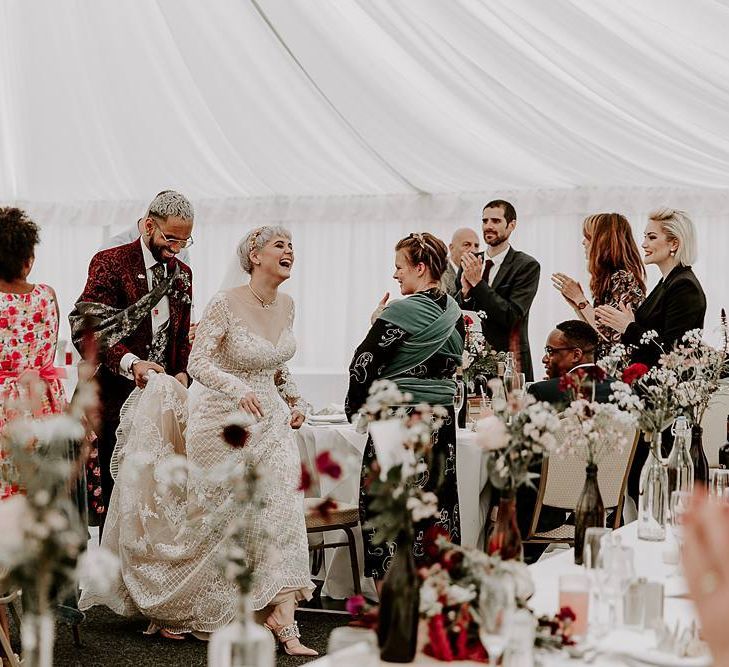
[454,379,465,415]
[478,576,515,662]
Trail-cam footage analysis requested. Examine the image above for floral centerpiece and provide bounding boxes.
[476,386,560,559]
[557,369,636,562]
[461,313,506,392]
[356,379,449,662]
[0,350,119,667]
[418,536,533,662]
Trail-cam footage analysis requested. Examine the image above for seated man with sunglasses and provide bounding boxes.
[527,319,613,406]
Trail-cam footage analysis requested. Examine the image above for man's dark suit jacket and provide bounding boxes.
[456,247,540,381]
[622,264,706,367]
[528,371,614,407]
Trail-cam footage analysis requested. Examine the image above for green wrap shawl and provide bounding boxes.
[378,292,463,405]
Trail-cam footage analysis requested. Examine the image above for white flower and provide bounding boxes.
[446,583,476,605]
[0,495,30,564]
[223,410,257,429]
[419,582,443,617]
[406,493,440,522]
[476,416,509,451]
[78,548,121,596]
[155,455,189,491]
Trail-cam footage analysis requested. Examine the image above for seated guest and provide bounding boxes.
[441,227,479,297]
[551,212,646,359]
[528,320,612,406]
[595,208,706,368]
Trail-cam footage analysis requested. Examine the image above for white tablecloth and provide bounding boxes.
[295,423,491,600]
[311,523,703,666]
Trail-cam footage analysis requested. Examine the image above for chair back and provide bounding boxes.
[528,417,638,536]
[701,386,729,467]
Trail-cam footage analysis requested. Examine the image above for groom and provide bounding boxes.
[71,191,194,533]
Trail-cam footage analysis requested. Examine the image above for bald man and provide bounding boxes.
[441,228,480,297]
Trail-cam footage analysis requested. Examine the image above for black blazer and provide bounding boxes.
[527,367,615,407]
[622,265,706,367]
[456,247,540,381]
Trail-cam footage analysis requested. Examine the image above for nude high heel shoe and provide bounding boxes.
[263,620,318,656]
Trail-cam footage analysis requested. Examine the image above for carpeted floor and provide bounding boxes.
[8,607,349,667]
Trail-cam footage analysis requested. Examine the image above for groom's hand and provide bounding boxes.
[131,360,165,388]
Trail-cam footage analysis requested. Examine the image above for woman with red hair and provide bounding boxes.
[551,212,646,358]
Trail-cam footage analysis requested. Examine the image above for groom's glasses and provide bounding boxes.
[150,218,194,249]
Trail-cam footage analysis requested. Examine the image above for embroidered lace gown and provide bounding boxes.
[79,290,313,632]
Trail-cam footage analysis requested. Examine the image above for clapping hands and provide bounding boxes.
[594,302,635,334]
[460,252,483,292]
[371,292,390,324]
[551,272,585,305]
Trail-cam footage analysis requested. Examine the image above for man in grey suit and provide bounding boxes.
[440,228,479,297]
[457,200,540,380]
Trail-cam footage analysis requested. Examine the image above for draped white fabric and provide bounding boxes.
[1,0,729,373]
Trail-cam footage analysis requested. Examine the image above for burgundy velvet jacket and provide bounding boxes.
[75,239,193,418]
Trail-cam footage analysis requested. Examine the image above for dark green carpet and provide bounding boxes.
[11,607,350,666]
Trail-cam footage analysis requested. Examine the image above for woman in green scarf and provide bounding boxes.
[345,232,465,580]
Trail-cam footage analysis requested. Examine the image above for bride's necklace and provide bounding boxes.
[248,283,277,309]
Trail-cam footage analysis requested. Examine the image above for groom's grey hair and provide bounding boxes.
[238,225,292,274]
[146,190,194,223]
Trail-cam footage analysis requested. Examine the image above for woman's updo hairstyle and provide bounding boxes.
[395,232,448,281]
[237,225,292,274]
[0,207,40,282]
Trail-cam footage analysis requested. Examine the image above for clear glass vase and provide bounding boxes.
[21,613,55,667]
[208,595,275,667]
[637,432,668,541]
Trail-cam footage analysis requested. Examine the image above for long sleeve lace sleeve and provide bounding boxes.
[187,292,252,401]
[274,364,308,413]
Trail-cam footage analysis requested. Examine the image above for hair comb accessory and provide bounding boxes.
[410,232,426,249]
[248,227,263,251]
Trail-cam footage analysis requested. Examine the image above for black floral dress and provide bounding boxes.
[345,289,465,579]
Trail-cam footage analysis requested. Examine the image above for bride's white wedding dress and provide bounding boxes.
[79,290,314,633]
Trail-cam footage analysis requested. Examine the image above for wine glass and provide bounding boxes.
[512,373,526,398]
[454,379,465,414]
[478,576,515,662]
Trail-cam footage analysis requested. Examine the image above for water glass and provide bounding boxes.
[454,380,465,413]
[669,490,691,544]
[327,626,378,664]
[558,574,590,638]
[596,541,635,628]
[582,527,612,570]
[711,469,729,499]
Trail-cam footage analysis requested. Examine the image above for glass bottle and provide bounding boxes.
[690,424,710,487]
[208,594,275,667]
[637,432,668,541]
[666,416,694,494]
[502,352,515,395]
[719,415,729,470]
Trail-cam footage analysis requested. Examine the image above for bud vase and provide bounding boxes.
[378,534,419,663]
[21,613,55,667]
[574,464,605,564]
[208,594,275,667]
[638,432,668,541]
[487,493,523,560]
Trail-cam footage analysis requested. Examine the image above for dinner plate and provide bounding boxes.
[307,414,349,424]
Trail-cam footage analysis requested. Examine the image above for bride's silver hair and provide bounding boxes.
[237,225,292,274]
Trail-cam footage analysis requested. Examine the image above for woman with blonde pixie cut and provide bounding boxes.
[596,207,706,367]
[552,212,646,358]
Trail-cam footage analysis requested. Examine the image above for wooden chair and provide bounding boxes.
[304,498,362,596]
[0,570,21,667]
[523,421,639,546]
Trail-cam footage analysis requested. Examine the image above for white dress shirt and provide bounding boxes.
[119,240,171,377]
[482,244,510,286]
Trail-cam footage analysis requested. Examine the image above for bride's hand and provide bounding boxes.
[370,292,390,324]
[290,410,305,429]
[240,392,263,418]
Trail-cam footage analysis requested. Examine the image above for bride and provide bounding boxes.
[79,226,317,655]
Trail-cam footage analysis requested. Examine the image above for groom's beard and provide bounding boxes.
[150,238,177,264]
